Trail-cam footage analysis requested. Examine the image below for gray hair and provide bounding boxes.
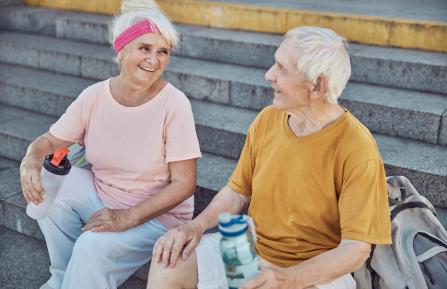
[109,0,179,50]
[285,26,351,104]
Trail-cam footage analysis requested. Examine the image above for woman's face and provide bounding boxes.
[118,33,171,87]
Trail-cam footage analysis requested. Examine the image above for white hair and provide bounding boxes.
[285,26,351,104]
[109,0,179,49]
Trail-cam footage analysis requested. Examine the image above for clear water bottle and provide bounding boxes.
[219,213,259,289]
[26,148,71,220]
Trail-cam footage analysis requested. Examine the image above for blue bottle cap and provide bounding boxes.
[218,213,249,237]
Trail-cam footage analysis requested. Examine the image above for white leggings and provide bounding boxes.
[38,167,167,289]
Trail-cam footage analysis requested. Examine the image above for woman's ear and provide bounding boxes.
[117,50,124,62]
[310,74,328,100]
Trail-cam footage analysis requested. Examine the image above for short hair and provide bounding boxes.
[285,26,351,104]
[109,0,179,50]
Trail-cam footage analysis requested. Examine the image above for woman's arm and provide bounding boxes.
[20,131,74,204]
[132,158,197,224]
[82,158,197,232]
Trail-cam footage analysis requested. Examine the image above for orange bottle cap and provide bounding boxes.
[50,148,70,166]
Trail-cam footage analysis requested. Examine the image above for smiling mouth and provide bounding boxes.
[138,65,155,72]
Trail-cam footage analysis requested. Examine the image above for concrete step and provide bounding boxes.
[0,225,148,288]
[0,6,446,95]
[1,33,447,145]
[0,100,446,210]
[0,156,16,171]
[12,0,447,52]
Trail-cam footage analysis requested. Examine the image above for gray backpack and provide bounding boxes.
[354,176,447,289]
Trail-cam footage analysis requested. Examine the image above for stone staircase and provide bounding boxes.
[0,4,447,288]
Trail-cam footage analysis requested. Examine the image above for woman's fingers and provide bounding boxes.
[30,173,45,196]
[28,187,44,205]
[82,220,100,231]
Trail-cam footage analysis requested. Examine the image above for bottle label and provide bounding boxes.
[225,258,259,288]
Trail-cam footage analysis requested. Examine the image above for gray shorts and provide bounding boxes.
[195,233,356,289]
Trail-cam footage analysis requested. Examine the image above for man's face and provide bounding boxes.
[265,39,313,111]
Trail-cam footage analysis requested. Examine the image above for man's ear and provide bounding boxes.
[310,75,328,100]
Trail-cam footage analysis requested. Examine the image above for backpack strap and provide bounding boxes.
[365,244,379,289]
[416,246,447,262]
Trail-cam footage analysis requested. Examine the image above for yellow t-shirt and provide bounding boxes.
[228,106,392,267]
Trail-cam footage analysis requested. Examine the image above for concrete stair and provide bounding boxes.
[0,225,148,289]
[0,4,447,288]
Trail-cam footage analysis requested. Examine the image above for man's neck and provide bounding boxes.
[287,101,345,137]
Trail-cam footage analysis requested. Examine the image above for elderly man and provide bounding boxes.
[146,26,392,289]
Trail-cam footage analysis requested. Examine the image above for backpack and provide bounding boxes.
[354,176,447,289]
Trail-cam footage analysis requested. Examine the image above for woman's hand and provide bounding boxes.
[82,208,137,232]
[152,221,204,268]
[20,156,45,205]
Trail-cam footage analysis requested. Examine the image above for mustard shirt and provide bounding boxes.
[228,106,392,267]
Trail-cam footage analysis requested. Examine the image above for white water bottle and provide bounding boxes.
[219,213,259,289]
[26,148,71,220]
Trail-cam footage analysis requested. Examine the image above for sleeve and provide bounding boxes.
[49,88,90,144]
[227,123,256,196]
[164,96,201,163]
[338,157,392,244]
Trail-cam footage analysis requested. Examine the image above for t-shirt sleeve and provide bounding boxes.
[49,88,90,144]
[227,124,256,196]
[164,96,201,162]
[338,157,392,244]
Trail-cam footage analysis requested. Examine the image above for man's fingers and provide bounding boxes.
[152,239,163,263]
[182,238,198,259]
[240,272,268,289]
[160,235,175,267]
[169,237,185,267]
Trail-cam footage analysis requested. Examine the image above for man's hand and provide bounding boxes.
[152,221,204,268]
[240,266,301,289]
[82,208,137,232]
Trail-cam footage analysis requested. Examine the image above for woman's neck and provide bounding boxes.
[111,75,166,107]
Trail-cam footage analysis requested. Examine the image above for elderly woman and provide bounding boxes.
[147,27,392,289]
[18,1,201,288]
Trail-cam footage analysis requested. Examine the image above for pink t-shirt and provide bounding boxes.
[50,79,201,229]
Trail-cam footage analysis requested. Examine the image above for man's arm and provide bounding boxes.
[292,239,371,287]
[152,185,250,268]
[242,239,371,289]
[194,185,250,232]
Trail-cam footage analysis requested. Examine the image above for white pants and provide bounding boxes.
[195,233,356,289]
[37,167,167,289]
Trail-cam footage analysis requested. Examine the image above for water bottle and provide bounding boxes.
[219,213,259,289]
[26,148,71,220]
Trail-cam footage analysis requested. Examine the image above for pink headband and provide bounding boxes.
[113,19,160,54]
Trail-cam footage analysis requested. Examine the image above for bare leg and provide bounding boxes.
[147,252,198,289]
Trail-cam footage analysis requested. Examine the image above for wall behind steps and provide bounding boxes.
[23,0,447,52]
[1,0,23,6]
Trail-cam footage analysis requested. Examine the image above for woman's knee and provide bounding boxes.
[72,231,120,262]
[147,251,198,289]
